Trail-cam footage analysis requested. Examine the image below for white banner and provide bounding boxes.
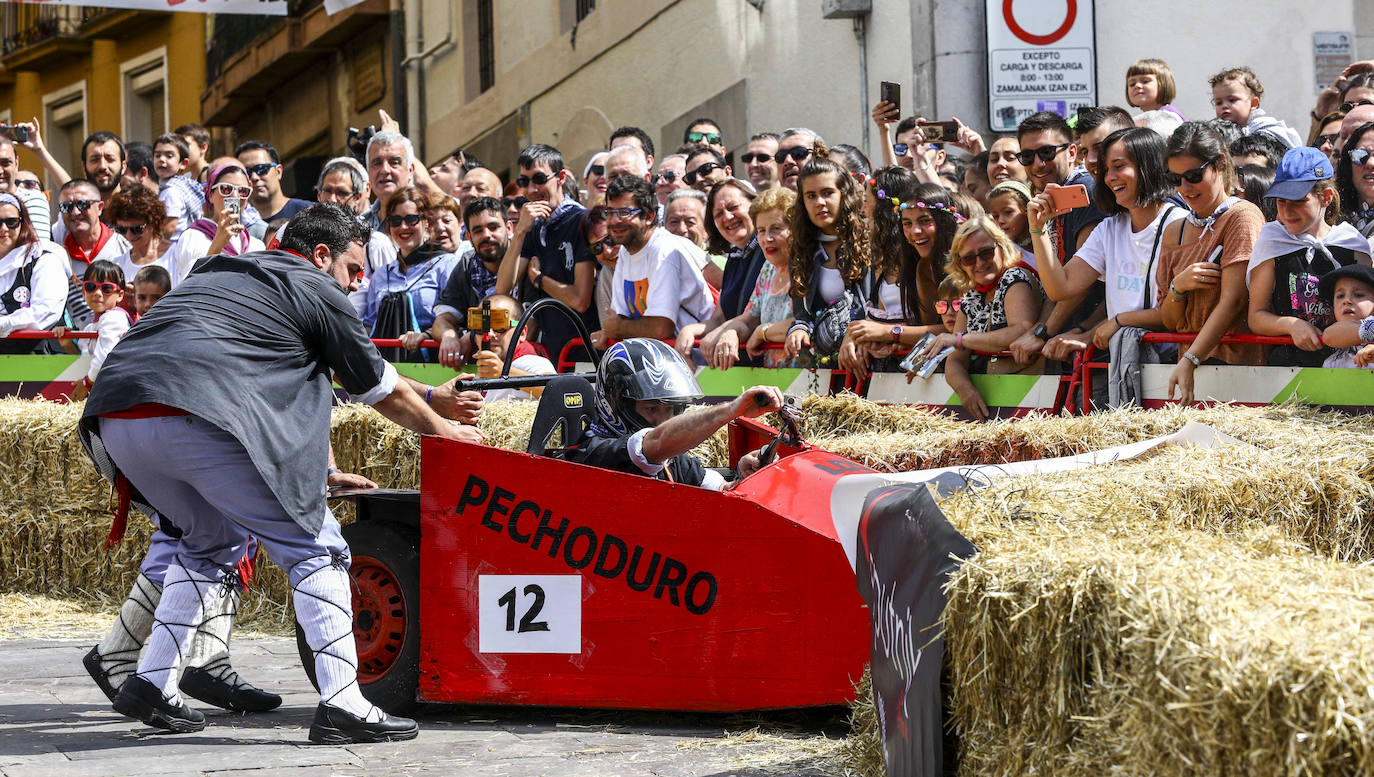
[4,0,288,16]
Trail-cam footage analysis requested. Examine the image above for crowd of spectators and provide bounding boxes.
[2,57,1374,417]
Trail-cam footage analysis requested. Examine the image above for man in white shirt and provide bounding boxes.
[601,176,714,341]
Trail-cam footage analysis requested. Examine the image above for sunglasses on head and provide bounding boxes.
[245,162,278,177]
[387,213,425,228]
[934,298,963,315]
[113,224,147,237]
[958,245,998,267]
[213,183,252,198]
[588,164,605,177]
[1165,158,1216,187]
[0,217,20,230]
[739,152,772,164]
[687,131,722,145]
[655,170,678,184]
[516,171,555,188]
[683,162,723,186]
[14,179,40,191]
[1342,99,1374,113]
[82,281,121,294]
[1014,143,1071,166]
[59,199,97,214]
[773,146,812,164]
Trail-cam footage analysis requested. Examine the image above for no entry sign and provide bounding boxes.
[986,0,1097,131]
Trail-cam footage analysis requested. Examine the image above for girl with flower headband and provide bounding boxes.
[165,163,266,287]
[0,192,68,353]
[782,143,872,366]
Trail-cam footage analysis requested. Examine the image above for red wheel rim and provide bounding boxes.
[349,556,408,683]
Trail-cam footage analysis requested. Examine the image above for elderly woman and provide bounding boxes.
[918,217,1043,420]
[107,186,171,283]
[365,187,458,360]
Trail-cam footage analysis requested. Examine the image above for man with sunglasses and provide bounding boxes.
[496,143,597,362]
[10,166,51,239]
[683,119,726,158]
[740,133,779,191]
[1007,111,1106,366]
[683,148,732,193]
[60,179,130,282]
[237,141,312,224]
[654,154,688,206]
[774,128,822,191]
[79,203,481,744]
[432,197,513,367]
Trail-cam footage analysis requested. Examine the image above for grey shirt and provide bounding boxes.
[80,249,398,535]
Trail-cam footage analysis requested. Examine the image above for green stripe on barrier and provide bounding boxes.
[694,367,803,395]
[0,354,82,380]
[1274,367,1374,404]
[967,374,1041,406]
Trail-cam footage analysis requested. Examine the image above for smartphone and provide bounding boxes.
[879,81,901,114]
[223,196,243,219]
[918,120,959,143]
[0,125,29,144]
[1048,184,1090,213]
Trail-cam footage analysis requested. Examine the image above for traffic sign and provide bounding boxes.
[986,0,1097,132]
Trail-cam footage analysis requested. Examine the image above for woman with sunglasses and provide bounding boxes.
[165,164,265,286]
[581,206,617,351]
[1310,110,1344,166]
[917,217,1044,420]
[582,152,609,206]
[1336,122,1374,237]
[676,180,767,369]
[107,187,171,285]
[1153,122,1265,403]
[0,193,67,353]
[362,187,458,360]
[1028,127,1182,371]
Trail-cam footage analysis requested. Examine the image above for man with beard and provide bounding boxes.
[83,131,126,207]
[431,197,511,367]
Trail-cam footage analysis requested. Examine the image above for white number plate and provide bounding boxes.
[477,574,581,654]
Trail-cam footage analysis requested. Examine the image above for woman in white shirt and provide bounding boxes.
[1027,126,1184,354]
[165,164,265,286]
[0,193,68,352]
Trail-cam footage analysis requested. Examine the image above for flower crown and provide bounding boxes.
[871,189,966,223]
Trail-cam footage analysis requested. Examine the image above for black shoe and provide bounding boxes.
[83,646,119,703]
[180,663,282,713]
[308,704,418,744]
[112,675,206,733]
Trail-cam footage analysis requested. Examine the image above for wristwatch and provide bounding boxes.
[1032,324,1050,340]
[535,272,546,290]
[890,325,903,344]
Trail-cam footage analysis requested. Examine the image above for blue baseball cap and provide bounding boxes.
[1264,146,1333,201]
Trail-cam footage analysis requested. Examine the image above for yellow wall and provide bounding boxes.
[0,11,206,172]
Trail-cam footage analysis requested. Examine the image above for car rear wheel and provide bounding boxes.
[295,520,420,714]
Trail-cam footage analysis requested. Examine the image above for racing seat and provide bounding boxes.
[526,375,595,456]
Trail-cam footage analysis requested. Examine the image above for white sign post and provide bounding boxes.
[986,0,1097,132]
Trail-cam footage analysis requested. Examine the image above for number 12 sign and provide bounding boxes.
[478,575,581,654]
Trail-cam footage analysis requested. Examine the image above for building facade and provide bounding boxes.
[0,5,204,188]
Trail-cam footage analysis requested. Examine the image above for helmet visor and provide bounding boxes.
[622,345,704,403]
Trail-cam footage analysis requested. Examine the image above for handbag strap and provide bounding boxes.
[1143,205,1176,309]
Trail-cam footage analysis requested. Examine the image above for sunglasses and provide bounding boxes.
[14,179,40,191]
[213,183,252,198]
[503,196,528,210]
[1316,133,1340,149]
[654,171,678,184]
[0,217,20,230]
[245,162,278,177]
[739,153,772,164]
[893,143,910,157]
[387,213,425,228]
[603,207,643,220]
[113,224,147,237]
[1349,149,1374,167]
[1165,158,1216,187]
[59,199,97,214]
[1014,143,1071,166]
[934,298,963,315]
[82,281,121,294]
[773,146,812,164]
[687,131,722,145]
[586,165,605,177]
[516,171,555,188]
[958,245,998,267]
[591,235,617,253]
[1341,99,1374,113]
[683,162,723,186]
[318,186,356,199]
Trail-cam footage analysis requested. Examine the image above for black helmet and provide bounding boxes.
[593,338,703,435]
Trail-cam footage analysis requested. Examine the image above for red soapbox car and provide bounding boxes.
[306,376,874,714]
